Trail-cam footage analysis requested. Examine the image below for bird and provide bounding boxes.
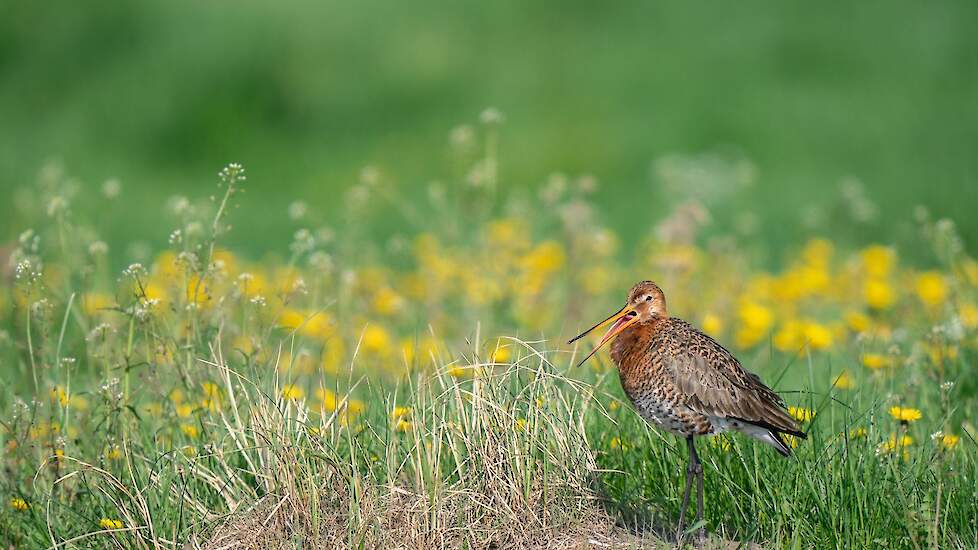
[568,280,805,544]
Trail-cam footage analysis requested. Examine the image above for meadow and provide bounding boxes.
[1,117,976,548]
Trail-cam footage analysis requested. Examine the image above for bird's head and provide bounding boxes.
[568,280,667,367]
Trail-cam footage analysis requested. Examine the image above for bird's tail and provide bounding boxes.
[738,423,796,457]
[761,431,793,457]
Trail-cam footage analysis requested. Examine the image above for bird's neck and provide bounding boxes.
[610,317,665,366]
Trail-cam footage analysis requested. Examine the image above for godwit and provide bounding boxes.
[569,281,805,543]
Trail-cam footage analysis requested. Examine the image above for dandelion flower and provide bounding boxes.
[281,384,304,400]
[395,419,412,432]
[709,435,731,452]
[845,310,871,333]
[860,245,895,278]
[609,437,629,450]
[788,406,816,423]
[10,497,28,511]
[864,279,895,310]
[175,403,193,418]
[940,434,959,449]
[391,406,411,419]
[878,434,913,456]
[105,445,123,461]
[832,371,855,390]
[180,424,199,438]
[360,325,393,356]
[372,287,404,316]
[99,518,124,530]
[861,353,890,370]
[959,303,978,329]
[915,271,947,307]
[888,406,922,423]
[701,313,723,336]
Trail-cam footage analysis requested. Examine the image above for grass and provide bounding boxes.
[1,145,977,548]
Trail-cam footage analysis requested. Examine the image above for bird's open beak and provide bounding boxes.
[568,305,639,367]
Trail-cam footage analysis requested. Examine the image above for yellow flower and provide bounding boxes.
[964,259,978,286]
[447,366,473,378]
[105,445,123,461]
[928,343,959,365]
[888,406,922,422]
[515,418,527,431]
[347,399,365,415]
[200,397,222,414]
[279,309,334,340]
[803,321,834,350]
[802,238,834,268]
[849,427,868,438]
[372,287,404,316]
[10,497,29,512]
[845,311,871,333]
[832,371,855,390]
[185,275,211,308]
[175,403,193,418]
[608,400,620,411]
[735,300,774,348]
[212,248,239,277]
[959,303,978,329]
[154,251,183,280]
[391,406,412,419]
[864,279,895,310]
[940,434,959,449]
[169,388,185,404]
[701,313,723,336]
[99,518,124,530]
[788,406,816,423]
[237,271,269,298]
[143,282,169,309]
[489,342,512,363]
[861,353,891,370]
[360,325,392,357]
[609,437,629,450]
[861,245,895,278]
[281,384,304,400]
[80,292,114,316]
[322,339,346,374]
[316,387,338,411]
[180,424,199,438]
[395,419,413,432]
[773,320,803,351]
[879,434,913,455]
[709,435,731,452]
[915,271,947,307]
[49,385,69,407]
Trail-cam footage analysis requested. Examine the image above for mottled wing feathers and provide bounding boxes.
[662,319,805,438]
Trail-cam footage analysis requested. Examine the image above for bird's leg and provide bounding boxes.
[690,438,706,544]
[676,435,696,543]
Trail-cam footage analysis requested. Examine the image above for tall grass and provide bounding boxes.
[1,151,976,549]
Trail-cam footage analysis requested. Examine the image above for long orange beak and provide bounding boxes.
[568,305,639,367]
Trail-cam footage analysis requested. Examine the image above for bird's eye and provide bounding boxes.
[645,295,653,302]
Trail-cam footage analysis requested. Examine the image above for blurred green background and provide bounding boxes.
[2,0,976,259]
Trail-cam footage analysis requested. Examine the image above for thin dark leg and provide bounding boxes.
[676,435,696,543]
[692,439,706,543]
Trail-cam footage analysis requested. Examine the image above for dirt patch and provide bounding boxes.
[192,489,670,549]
